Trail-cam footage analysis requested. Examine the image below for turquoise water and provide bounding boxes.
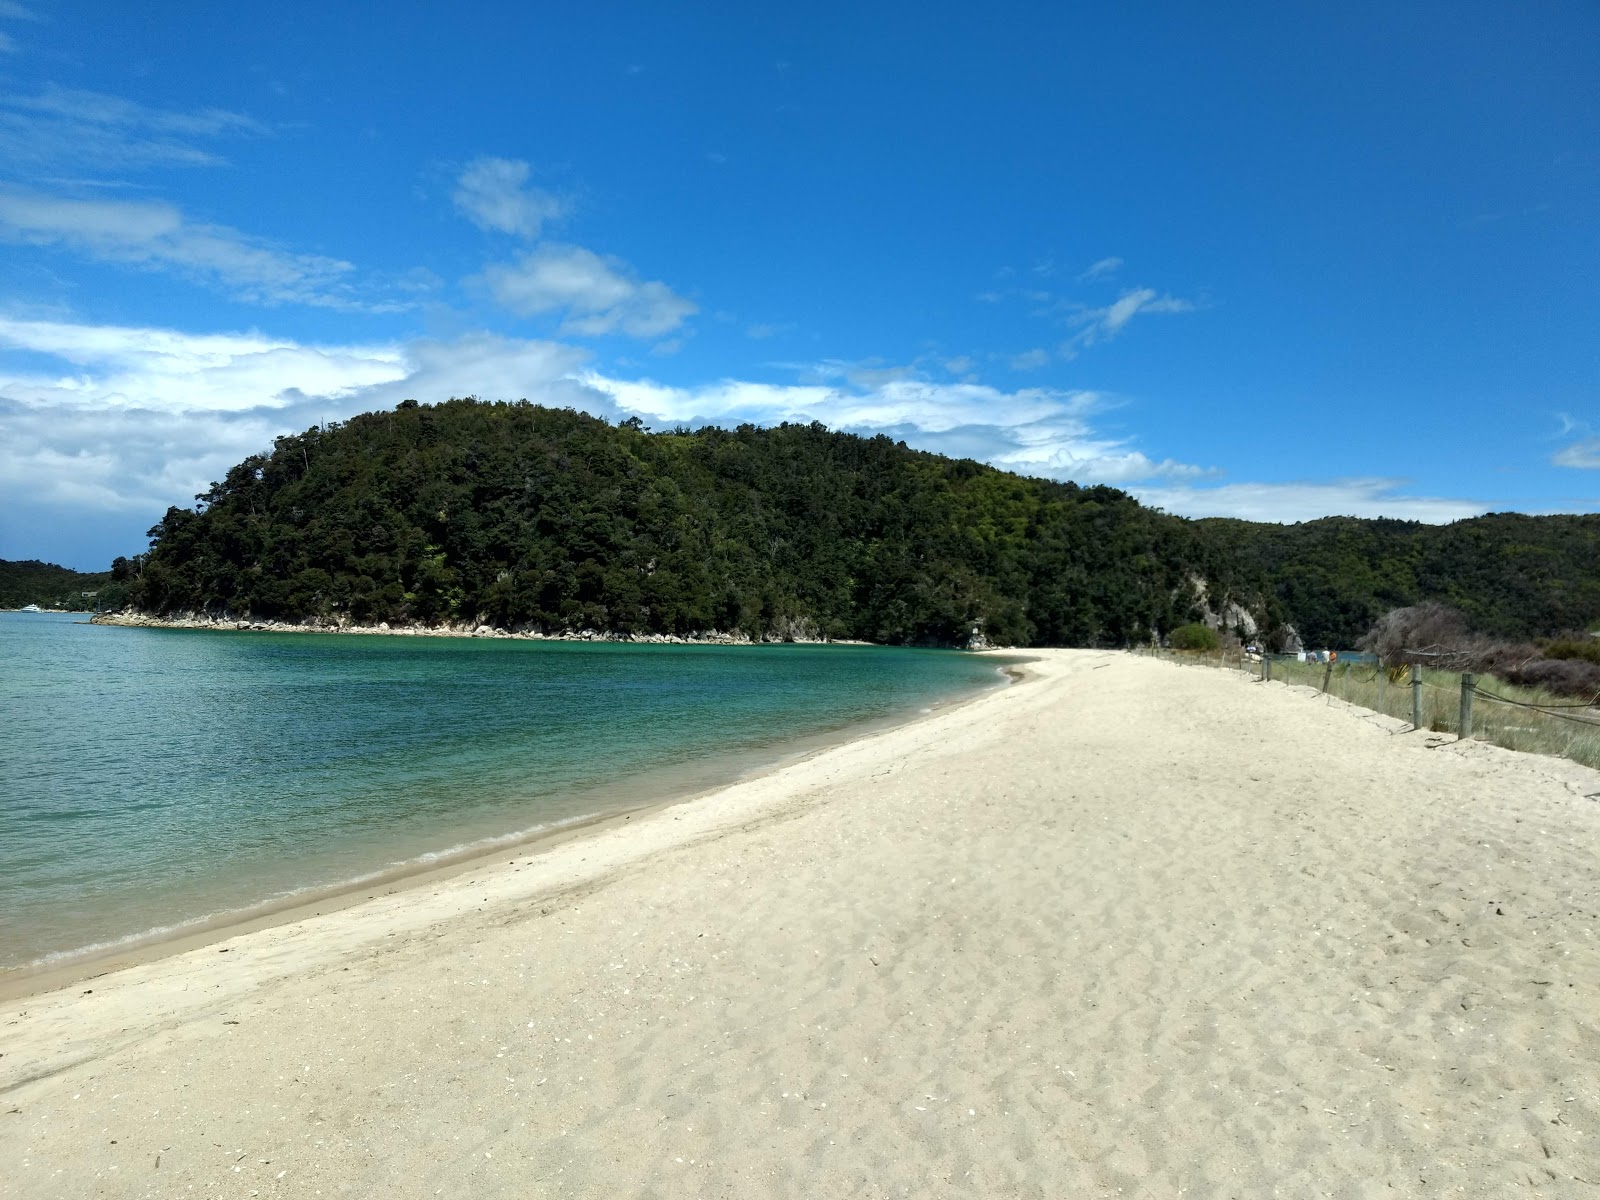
[0,612,1010,972]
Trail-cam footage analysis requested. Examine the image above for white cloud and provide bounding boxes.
[479,243,696,337]
[1008,348,1050,371]
[12,86,268,138]
[582,371,1210,485]
[3,315,1507,565]
[1135,478,1488,524]
[0,85,266,173]
[0,189,370,308]
[1062,287,1194,355]
[0,315,408,414]
[0,318,605,531]
[1553,438,1600,469]
[452,157,564,239]
[0,3,38,20]
[1078,256,1122,281]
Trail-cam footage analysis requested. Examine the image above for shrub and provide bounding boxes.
[1501,657,1600,699]
[1544,638,1600,665]
[1169,622,1220,651]
[1358,602,1470,667]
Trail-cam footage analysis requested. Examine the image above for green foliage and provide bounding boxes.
[0,559,118,610]
[1198,513,1600,646]
[1168,622,1220,651]
[122,400,1214,646]
[1544,638,1600,665]
[116,400,1600,647]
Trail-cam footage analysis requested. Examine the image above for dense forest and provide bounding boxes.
[0,559,118,611]
[110,399,1600,648]
[1201,513,1600,648]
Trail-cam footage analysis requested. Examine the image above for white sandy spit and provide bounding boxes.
[2,649,1597,1197]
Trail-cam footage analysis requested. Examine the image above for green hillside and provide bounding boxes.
[1200,513,1600,647]
[112,398,1600,648]
[117,399,1228,645]
[0,560,119,611]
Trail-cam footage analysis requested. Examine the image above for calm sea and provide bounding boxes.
[0,611,1010,972]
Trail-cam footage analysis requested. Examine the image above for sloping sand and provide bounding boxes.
[3,650,1598,1197]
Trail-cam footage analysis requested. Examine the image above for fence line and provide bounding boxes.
[1472,684,1600,729]
[1132,646,1600,772]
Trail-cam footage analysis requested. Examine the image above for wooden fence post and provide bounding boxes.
[1411,664,1423,730]
[1460,673,1475,740]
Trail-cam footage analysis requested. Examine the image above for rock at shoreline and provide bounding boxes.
[86,610,979,649]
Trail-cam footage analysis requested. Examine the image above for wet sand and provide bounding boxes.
[3,649,1598,1197]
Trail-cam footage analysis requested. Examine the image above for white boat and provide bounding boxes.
[20,604,42,613]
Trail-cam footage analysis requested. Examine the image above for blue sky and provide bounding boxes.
[1,1,1596,569]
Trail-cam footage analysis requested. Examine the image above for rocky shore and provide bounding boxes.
[89,609,865,646]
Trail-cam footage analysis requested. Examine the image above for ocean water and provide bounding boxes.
[0,611,1011,972]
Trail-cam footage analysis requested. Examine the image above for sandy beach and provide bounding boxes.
[3,649,1598,1197]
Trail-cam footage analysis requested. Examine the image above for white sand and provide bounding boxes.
[3,649,1598,1197]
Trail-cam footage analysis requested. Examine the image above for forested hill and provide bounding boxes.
[1199,513,1600,646]
[116,399,1600,648]
[119,399,1228,646]
[0,559,117,611]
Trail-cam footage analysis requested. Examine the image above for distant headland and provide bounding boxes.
[34,399,1600,649]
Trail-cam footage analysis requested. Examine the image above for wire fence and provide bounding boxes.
[1133,646,1600,772]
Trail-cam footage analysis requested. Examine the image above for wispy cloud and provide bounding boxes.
[0,189,375,308]
[478,243,696,337]
[1008,348,1050,371]
[452,155,695,341]
[1061,287,1194,356]
[745,321,794,340]
[1553,438,1600,469]
[0,2,31,55]
[3,315,1505,567]
[0,87,389,313]
[0,84,267,174]
[1135,478,1488,524]
[13,86,268,138]
[1077,256,1122,281]
[584,370,1211,486]
[452,157,565,239]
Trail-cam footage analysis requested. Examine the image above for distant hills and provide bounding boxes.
[104,399,1600,647]
[0,559,117,611]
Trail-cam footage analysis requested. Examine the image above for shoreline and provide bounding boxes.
[0,653,1028,1004]
[89,609,894,646]
[5,649,1600,1194]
